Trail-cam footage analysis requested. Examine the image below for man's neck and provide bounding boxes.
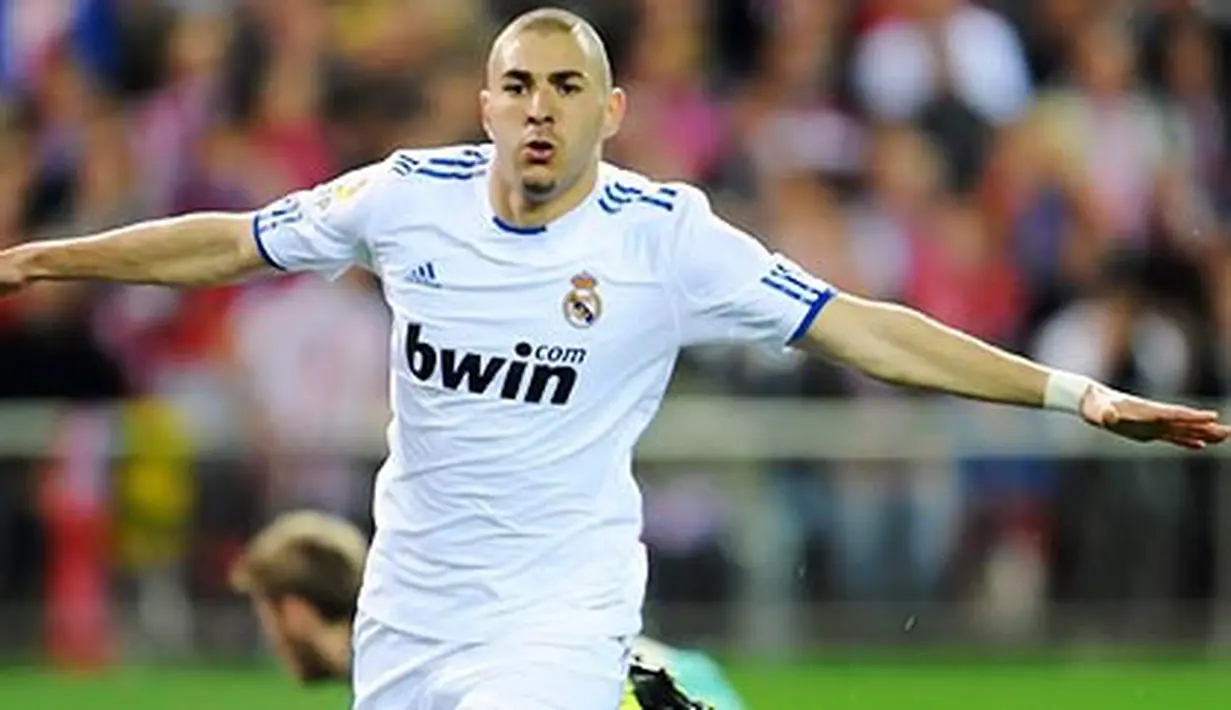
[321,623,354,678]
[489,161,600,228]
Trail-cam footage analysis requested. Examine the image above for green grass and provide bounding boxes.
[2,660,1229,709]
[726,660,1231,709]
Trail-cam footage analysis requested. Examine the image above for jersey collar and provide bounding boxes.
[477,163,600,238]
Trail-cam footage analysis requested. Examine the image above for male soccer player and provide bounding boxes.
[0,7,1225,710]
[230,510,743,709]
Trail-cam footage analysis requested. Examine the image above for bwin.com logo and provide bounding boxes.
[405,323,586,405]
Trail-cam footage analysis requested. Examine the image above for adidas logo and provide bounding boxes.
[408,262,440,288]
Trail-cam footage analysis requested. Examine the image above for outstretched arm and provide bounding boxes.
[800,293,1229,449]
[0,212,267,292]
[659,181,1226,451]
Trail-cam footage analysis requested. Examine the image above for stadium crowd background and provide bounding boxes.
[1,0,1231,668]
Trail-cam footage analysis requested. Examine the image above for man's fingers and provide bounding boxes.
[1118,400,1221,423]
[1163,431,1209,450]
[1170,419,1228,436]
[1168,408,1221,422]
[1187,422,1231,443]
[1162,421,1229,446]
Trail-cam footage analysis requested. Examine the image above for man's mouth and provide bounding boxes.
[523,139,556,164]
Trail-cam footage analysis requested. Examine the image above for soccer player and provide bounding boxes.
[0,6,1225,710]
[230,510,744,710]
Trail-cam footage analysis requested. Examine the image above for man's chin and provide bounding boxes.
[519,167,558,200]
[289,639,345,684]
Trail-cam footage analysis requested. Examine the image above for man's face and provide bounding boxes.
[252,596,337,684]
[481,29,624,202]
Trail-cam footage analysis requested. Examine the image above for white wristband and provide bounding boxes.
[1043,370,1095,414]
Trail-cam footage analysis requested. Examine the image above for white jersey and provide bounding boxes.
[252,144,835,643]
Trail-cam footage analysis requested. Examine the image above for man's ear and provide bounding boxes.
[480,89,495,141]
[601,87,626,141]
[278,595,322,633]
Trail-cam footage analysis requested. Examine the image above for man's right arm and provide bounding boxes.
[0,154,393,293]
[2,212,268,290]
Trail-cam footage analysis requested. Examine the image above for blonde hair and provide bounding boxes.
[230,510,368,623]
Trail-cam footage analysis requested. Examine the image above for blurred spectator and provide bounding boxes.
[734,0,863,198]
[994,0,1117,85]
[641,468,739,641]
[1214,253,1231,385]
[245,0,338,196]
[828,456,961,603]
[1032,254,1198,415]
[1031,16,1193,260]
[761,172,850,287]
[903,195,1024,347]
[403,56,486,148]
[225,271,389,516]
[735,170,851,604]
[1152,10,1229,231]
[0,282,126,402]
[1032,254,1204,629]
[852,0,1032,190]
[129,5,232,216]
[856,0,1031,124]
[0,108,33,253]
[23,47,97,230]
[980,119,1070,319]
[1,1,79,96]
[609,0,726,182]
[842,124,939,303]
[42,98,142,238]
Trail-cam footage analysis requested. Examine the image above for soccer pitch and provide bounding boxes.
[3,659,1229,710]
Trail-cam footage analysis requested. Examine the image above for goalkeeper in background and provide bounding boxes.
[230,511,745,710]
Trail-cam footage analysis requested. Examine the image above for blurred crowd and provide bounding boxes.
[1,0,1230,654]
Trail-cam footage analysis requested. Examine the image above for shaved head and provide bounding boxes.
[488,7,613,92]
[480,6,625,209]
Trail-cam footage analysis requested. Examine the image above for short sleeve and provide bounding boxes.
[251,162,384,278]
[669,185,837,348]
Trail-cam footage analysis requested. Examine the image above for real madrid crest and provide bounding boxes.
[563,272,602,328]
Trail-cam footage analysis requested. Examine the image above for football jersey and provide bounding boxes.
[251,144,836,643]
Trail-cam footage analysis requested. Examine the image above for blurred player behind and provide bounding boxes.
[229,511,744,709]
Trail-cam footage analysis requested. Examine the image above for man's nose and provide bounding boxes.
[527,88,556,124]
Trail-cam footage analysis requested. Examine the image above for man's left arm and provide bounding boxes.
[799,292,1228,449]
[663,182,1226,450]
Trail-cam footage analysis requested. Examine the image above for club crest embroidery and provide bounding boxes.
[563,272,602,329]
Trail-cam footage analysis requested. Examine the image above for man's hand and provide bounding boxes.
[1080,385,1230,450]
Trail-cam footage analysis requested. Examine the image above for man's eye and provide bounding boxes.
[559,84,581,96]
[503,84,526,95]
